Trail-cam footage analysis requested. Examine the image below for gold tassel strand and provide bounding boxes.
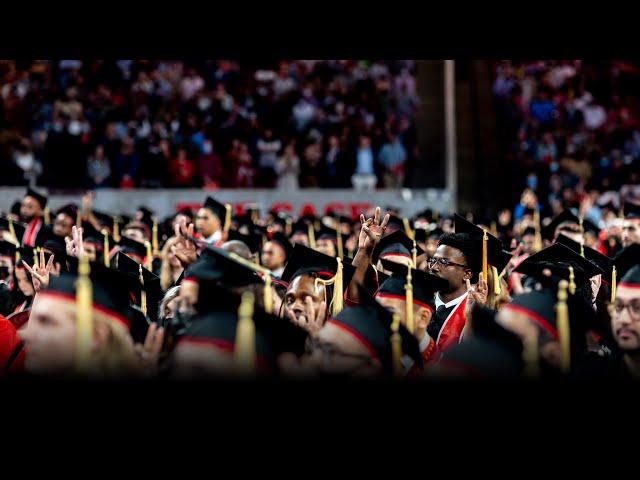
[556,280,571,374]
[234,290,256,374]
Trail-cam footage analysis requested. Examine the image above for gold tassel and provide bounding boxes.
[139,264,147,317]
[224,203,232,232]
[15,249,21,264]
[556,280,571,374]
[412,239,418,269]
[144,241,153,271]
[234,290,256,374]
[285,218,292,237]
[102,229,110,267]
[8,218,17,245]
[403,217,413,239]
[152,218,159,256]
[331,258,343,316]
[579,217,585,257]
[405,266,414,334]
[263,274,273,314]
[75,254,93,373]
[44,206,50,225]
[533,208,543,252]
[482,229,488,282]
[336,226,344,259]
[391,313,403,378]
[611,266,617,303]
[76,210,81,227]
[492,266,501,295]
[568,266,576,295]
[253,252,260,267]
[113,217,120,243]
[308,223,316,250]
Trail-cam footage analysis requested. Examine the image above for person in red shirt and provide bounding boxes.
[169,148,195,187]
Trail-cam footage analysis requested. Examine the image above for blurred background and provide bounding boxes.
[0,59,639,219]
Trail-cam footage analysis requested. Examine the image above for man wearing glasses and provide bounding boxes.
[426,233,484,356]
[609,264,640,379]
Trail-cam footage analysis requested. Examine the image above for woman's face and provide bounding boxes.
[15,268,34,297]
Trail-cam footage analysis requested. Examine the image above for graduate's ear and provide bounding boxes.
[416,306,432,331]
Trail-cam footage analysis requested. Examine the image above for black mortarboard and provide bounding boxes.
[113,251,162,322]
[267,231,293,261]
[413,228,428,244]
[0,216,26,243]
[178,286,309,373]
[280,243,355,286]
[513,242,604,283]
[10,201,21,217]
[623,201,640,219]
[227,229,262,254]
[326,284,422,375]
[81,221,113,249]
[25,187,47,209]
[620,266,640,287]
[385,214,405,233]
[428,227,444,239]
[317,224,338,242]
[522,227,537,237]
[91,210,117,229]
[291,219,311,237]
[203,196,230,223]
[614,244,640,279]
[454,213,507,271]
[555,234,614,284]
[185,246,262,287]
[377,259,448,310]
[372,230,423,265]
[16,245,36,268]
[438,306,523,378]
[56,203,79,219]
[581,218,600,235]
[116,235,148,260]
[0,240,17,258]
[43,268,150,343]
[542,209,581,240]
[501,290,558,339]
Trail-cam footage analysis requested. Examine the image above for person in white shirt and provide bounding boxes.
[196,196,230,246]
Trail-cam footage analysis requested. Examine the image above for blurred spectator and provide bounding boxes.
[197,139,223,188]
[114,136,139,188]
[351,135,377,191]
[168,147,195,187]
[87,144,111,188]
[275,141,300,190]
[235,142,256,187]
[379,131,407,188]
[256,129,281,188]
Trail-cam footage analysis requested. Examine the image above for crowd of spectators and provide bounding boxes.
[492,60,640,218]
[0,60,420,190]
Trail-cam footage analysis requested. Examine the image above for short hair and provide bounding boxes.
[221,240,252,260]
[437,232,481,282]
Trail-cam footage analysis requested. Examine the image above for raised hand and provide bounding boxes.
[466,272,488,311]
[134,323,165,376]
[22,251,55,292]
[358,206,390,253]
[287,297,327,338]
[171,219,197,267]
[65,225,84,258]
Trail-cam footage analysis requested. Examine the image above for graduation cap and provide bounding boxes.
[267,231,293,261]
[203,196,232,231]
[42,265,150,344]
[623,201,640,219]
[290,219,311,237]
[55,203,79,220]
[326,284,422,376]
[541,209,581,240]
[620,265,640,288]
[113,251,162,322]
[555,234,614,284]
[185,246,262,287]
[280,244,356,316]
[177,285,309,374]
[454,213,509,276]
[16,245,36,268]
[438,306,523,378]
[0,216,26,244]
[24,187,47,210]
[116,235,149,262]
[227,229,262,254]
[514,242,604,283]
[502,290,558,340]
[385,214,405,233]
[372,230,423,266]
[0,240,17,259]
[377,258,448,314]
[614,244,640,280]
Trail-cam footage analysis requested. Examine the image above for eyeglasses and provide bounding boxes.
[427,257,468,269]
[611,299,640,320]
